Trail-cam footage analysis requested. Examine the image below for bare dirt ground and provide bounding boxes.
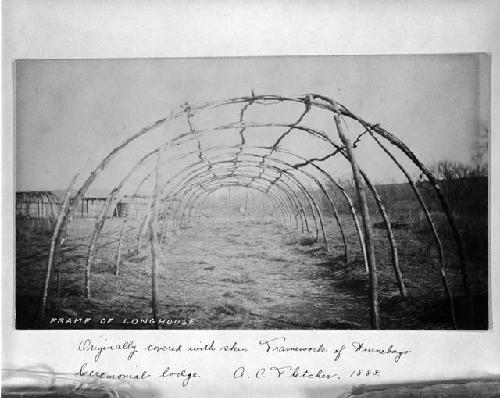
[15,214,488,330]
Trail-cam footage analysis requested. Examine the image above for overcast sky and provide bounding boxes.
[15,54,489,193]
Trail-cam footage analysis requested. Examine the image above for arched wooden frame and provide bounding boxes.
[41,94,466,330]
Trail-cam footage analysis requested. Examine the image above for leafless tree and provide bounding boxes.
[418,160,487,217]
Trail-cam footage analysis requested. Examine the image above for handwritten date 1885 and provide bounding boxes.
[350,369,381,377]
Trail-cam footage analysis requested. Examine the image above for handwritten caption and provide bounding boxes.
[74,336,411,387]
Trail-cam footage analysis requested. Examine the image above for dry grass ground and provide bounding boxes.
[15,211,488,330]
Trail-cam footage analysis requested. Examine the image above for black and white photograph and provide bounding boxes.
[15,54,489,330]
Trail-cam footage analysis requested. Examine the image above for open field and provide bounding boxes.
[15,208,488,330]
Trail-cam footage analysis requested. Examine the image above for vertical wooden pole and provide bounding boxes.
[228,186,231,228]
[58,237,65,298]
[334,179,368,271]
[115,218,127,276]
[360,170,406,297]
[56,270,61,299]
[40,194,45,218]
[137,214,147,253]
[370,132,457,327]
[371,126,470,324]
[40,174,78,326]
[148,121,171,328]
[332,105,380,329]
